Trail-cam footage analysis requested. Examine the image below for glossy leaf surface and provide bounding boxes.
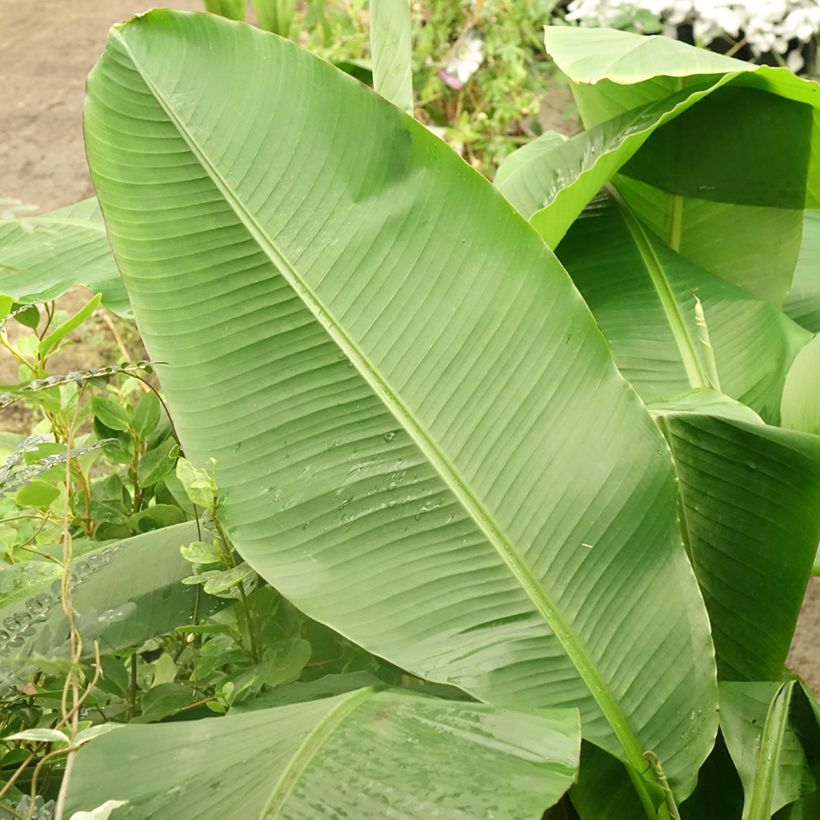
[84,10,717,796]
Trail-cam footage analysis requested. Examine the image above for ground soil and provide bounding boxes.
[1,0,818,690]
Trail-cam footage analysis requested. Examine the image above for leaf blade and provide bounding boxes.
[84,11,717,796]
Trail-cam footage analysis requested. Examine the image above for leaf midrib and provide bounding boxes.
[259,687,374,818]
[112,26,651,779]
[608,184,709,390]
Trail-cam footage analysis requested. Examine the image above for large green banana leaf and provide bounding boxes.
[494,80,728,251]
[613,174,805,307]
[536,26,820,305]
[0,197,129,315]
[650,403,820,680]
[83,11,717,799]
[543,26,820,138]
[554,193,809,421]
[65,690,580,818]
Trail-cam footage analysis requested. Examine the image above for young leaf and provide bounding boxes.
[91,396,130,432]
[202,563,255,597]
[180,540,222,565]
[12,302,40,330]
[15,479,59,509]
[39,292,102,357]
[128,503,186,533]
[175,457,214,510]
[5,728,70,744]
[137,436,178,488]
[369,0,413,114]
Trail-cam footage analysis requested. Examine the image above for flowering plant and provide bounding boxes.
[564,0,820,72]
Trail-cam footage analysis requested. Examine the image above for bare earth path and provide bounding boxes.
[1,0,818,690]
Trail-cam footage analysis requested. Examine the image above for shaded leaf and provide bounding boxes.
[781,334,820,436]
[556,194,809,421]
[653,409,820,680]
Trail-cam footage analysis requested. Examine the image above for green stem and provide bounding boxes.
[668,194,683,252]
[237,583,261,663]
[626,764,662,819]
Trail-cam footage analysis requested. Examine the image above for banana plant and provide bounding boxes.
[80,9,719,816]
[4,11,820,819]
[500,25,820,308]
[495,24,820,817]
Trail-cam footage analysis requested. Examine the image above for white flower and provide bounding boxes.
[439,32,484,90]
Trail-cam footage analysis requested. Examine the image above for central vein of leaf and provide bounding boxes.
[260,687,374,817]
[608,184,709,390]
[113,29,662,797]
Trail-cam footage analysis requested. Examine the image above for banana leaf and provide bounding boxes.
[720,681,819,819]
[785,211,820,332]
[554,193,809,422]
[518,27,820,304]
[650,400,820,680]
[0,522,221,687]
[65,689,580,818]
[83,10,717,799]
[369,0,413,114]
